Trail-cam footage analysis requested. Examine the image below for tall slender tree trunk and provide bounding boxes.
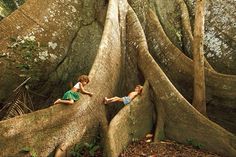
[192,0,206,115]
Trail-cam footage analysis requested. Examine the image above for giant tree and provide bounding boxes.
[0,0,235,157]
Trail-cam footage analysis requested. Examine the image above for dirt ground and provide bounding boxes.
[119,135,222,157]
[74,134,222,157]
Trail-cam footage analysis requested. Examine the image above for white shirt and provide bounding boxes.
[73,82,81,89]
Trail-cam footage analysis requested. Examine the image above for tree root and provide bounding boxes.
[106,82,154,157]
[145,9,236,108]
[0,0,122,156]
[126,6,236,157]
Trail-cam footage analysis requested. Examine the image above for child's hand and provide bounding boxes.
[88,92,93,97]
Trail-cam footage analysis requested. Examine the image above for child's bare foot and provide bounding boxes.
[104,97,108,104]
[54,99,61,104]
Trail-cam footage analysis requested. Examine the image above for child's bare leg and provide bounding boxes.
[60,99,74,105]
[110,96,123,102]
[104,96,123,104]
[54,99,74,105]
[54,99,61,104]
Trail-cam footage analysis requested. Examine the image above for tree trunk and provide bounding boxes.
[0,0,235,157]
[127,8,236,156]
[0,0,105,106]
[176,0,214,71]
[145,8,236,109]
[106,82,154,157]
[145,8,236,133]
[192,0,206,115]
[0,0,122,156]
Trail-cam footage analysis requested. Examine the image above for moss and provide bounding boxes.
[21,147,37,157]
[157,129,165,141]
[8,35,47,80]
[186,138,204,149]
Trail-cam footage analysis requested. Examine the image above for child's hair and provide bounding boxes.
[78,75,90,83]
[136,85,143,94]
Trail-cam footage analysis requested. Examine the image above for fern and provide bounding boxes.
[0,83,34,120]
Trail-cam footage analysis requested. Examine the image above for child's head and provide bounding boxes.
[135,85,143,94]
[78,75,90,86]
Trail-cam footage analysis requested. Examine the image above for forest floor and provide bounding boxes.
[118,134,222,157]
[79,134,222,157]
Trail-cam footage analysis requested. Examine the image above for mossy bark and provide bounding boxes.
[145,9,236,109]
[176,0,214,71]
[0,0,121,156]
[126,7,236,157]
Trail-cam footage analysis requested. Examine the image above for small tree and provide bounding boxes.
[192,0,206,115]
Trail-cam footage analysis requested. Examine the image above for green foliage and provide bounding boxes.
[175,31,182,42]
[16,64,30,71]
[9,36,38,56]
[0,0,26,20]
[131,137,139,142]
[1,0,26,10]
[16,0,26,6]
[70,144,84,157]
[85,142,100,156]
[1,0,17,10]
[157,129,165,141]
[186,138,204,149]
[8,35,46,78]
[21,146,37,157]
[70,137,100,157]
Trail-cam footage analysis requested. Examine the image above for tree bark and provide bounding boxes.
[192,0,206,115]
[127,8,236,157]
[176,0,214,71]
[145,9,236,109]
[0,0,122,156]
[0,0,235,157]
[0,0,104,105]
[106,82,154,157]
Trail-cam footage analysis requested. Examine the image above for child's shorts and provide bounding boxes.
[62,90,80,101]
[122,96,131,105]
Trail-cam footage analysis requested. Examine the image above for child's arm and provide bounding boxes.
[128,91,139,100]
[79,83,93,96]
